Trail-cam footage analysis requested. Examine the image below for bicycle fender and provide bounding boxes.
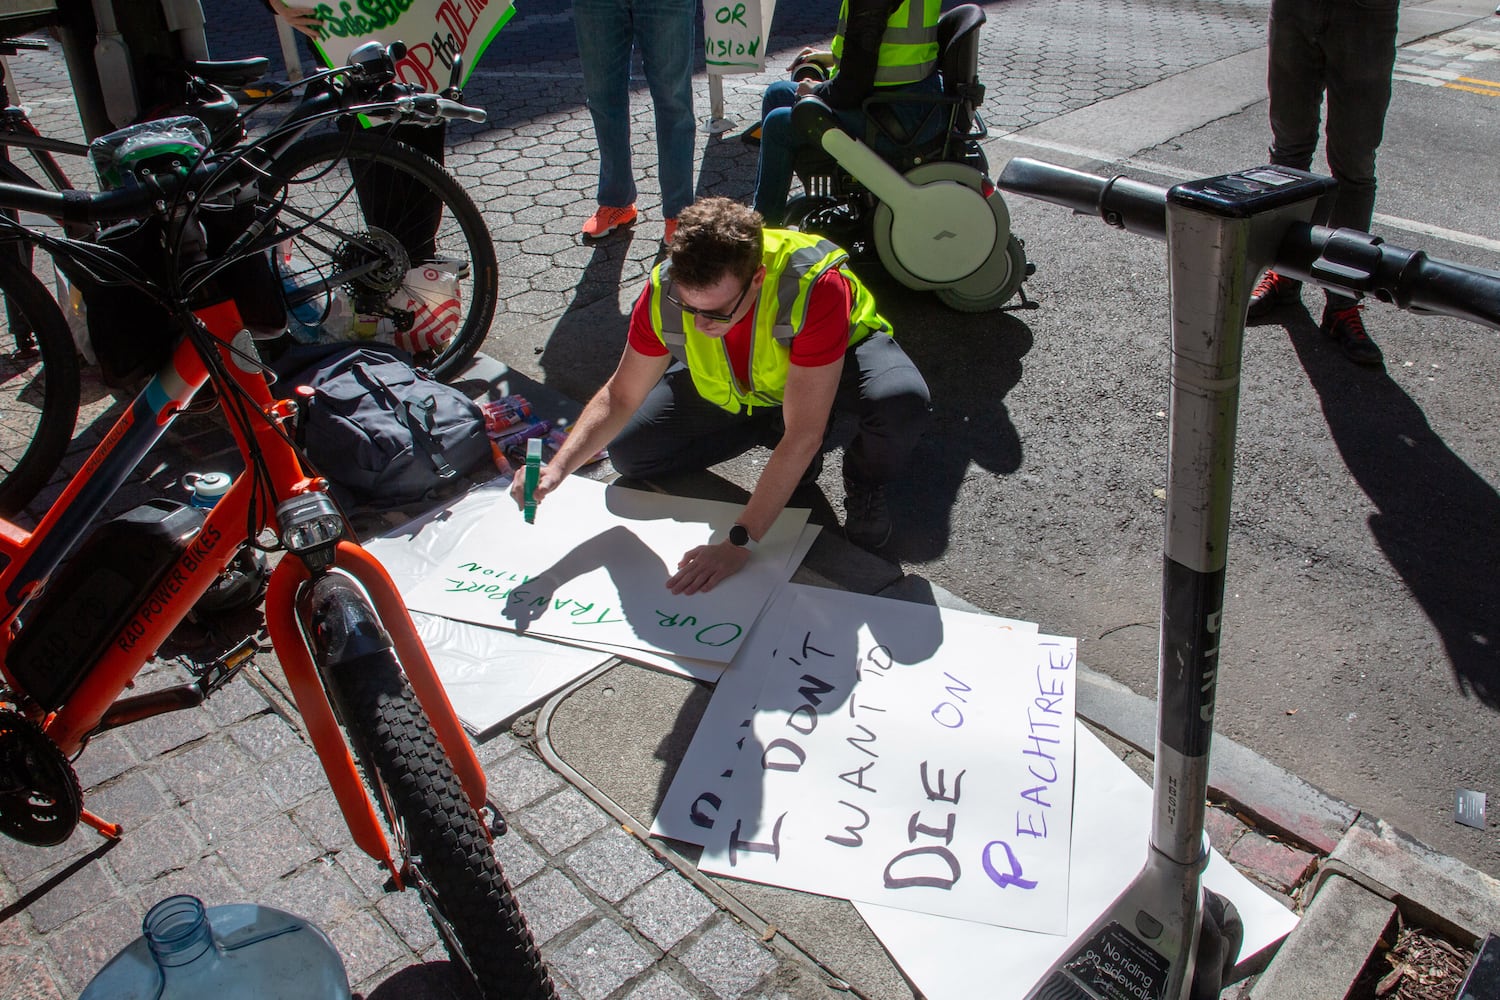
[265,556,398,876]
[269,543,489,819]
[329,541,489,816]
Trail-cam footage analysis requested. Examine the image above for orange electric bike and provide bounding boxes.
[0,41,553,1000]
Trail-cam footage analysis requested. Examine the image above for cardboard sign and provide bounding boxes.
[855,725,1301,998]
[704,0,775,74]
[401,479,809,664]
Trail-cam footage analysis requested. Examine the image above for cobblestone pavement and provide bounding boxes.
[0,2,1372,999]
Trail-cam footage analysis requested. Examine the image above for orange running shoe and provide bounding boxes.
[581,204,637,238]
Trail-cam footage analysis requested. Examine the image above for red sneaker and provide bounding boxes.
[663,217,678,244]
[581,204,637,239]
[1247,269,1302,319]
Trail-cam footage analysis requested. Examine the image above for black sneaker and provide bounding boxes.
[843,480,892,550]
[1320,303,1384,366]
[1247,269,1303,319]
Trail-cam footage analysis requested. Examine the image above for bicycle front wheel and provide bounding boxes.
[0,253,78,516]
[264,130,498,382]
[307,577,555,999]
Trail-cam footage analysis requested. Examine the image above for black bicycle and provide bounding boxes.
[0,41,497,516]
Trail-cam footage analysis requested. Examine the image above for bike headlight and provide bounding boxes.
[276,492,344,570]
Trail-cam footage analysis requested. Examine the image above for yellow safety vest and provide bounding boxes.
[650,230,893,414]
[830,0,941,87]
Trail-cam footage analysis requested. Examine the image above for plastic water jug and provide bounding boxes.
[80,894,351,1000]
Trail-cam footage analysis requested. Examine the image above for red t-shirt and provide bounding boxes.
[627,270,853,382]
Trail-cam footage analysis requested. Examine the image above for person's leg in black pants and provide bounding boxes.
[834,334,931,548]
[609,364,780,479]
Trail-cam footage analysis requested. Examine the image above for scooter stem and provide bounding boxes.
[1024,168,1334,1000]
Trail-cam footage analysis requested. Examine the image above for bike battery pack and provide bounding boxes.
[10,499,206,711]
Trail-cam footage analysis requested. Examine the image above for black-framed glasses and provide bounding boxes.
[667,276,753,324]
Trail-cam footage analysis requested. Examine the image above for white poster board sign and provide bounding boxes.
[672,585,1078,933]
[855,724,1301,999]
[655,587,1039,844]
[703,0,776,74]
[402,479,808,663]
[293,0,515,90]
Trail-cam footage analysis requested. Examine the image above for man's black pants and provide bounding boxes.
[610,334,930,487]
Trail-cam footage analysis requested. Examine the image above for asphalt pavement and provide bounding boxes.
[2,1,1499,998]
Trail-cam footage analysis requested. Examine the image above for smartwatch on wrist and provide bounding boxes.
[728,523,759,552]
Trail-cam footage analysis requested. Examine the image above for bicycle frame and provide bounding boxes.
[0,297,489,883]
[0,109,86,191]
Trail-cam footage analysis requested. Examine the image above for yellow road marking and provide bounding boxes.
[1456,75,1500,87]
[1444,81,1500,96]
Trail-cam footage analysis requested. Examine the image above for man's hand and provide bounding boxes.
[666,542,750,595]
[787,47,835,72]
[268,0,322,39]
[508,462,565,513]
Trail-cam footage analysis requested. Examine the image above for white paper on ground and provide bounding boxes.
[364,490,819,728]
[654,585,1041,846]
[408,612,610,733]
[854,724,1300,1000]
[400,478,808,663]
[652,586,808,841]
[543,520,825,683]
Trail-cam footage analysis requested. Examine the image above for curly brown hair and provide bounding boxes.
[667,197,764,289]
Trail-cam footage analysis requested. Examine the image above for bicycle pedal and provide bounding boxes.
[187,633,267,694]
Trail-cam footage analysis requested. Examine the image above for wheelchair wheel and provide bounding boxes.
[871,161,1030,311]
[936,234,1029,313]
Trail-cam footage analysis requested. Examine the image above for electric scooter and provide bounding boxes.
[997,156,1500,999]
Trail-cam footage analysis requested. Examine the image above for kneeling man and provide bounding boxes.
[512,196,930,593]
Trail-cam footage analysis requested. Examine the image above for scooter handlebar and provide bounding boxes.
[997,157,1166,238]
[1275,225,1500,330]
[997,156,1500,332]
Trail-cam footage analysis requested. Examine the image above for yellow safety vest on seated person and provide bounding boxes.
[830,0,941,87]
[650,230,893,414]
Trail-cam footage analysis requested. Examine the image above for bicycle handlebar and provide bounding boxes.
[385,93,488,124]
[0,176,178,224]
[997,157,1500,332]
[0,41,488,228]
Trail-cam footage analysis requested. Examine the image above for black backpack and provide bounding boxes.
[275,343,490,509]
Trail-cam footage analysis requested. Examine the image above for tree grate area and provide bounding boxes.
[1349,915,1477,1000]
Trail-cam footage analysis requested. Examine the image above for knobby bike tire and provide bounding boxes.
[329,643,557,999]
[0,253,78,516]
[263,130,498,383]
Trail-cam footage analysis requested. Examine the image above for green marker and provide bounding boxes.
[523,437,542,524]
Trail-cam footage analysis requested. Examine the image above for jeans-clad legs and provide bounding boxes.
[573,0,697,218]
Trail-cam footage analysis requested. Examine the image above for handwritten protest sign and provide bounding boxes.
[703,0,775,74]
[655,586,1039,844]
[291,0,515,91]
[854,724,1300,998]
[401,479,808,664]
[677,585,1077,933]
